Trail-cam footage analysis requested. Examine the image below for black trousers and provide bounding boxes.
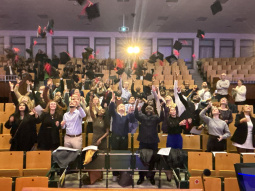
[139,142,158,180]
[111,133,128,176]
[216,94,228,102]
[206,135,226,152]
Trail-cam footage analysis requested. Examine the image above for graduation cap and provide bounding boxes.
[94,73,104,78]
[60,52,71,64]
[4,48,16,60]
[173,40,182,51]
[116,68,125,75]
[157,52,164,61]
[37,26,46,38]
[211,1,222,15]
[77,0,86,5]
[197,29,205,39]
[46,19,54,35]
[26,48,33,57]
[148,54,157,63]
[165,55,178,65]
[144,73,153,82]
[85,70,95,80]
[86,3,100,20]
[85,47,93,53]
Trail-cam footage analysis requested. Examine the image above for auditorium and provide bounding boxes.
[0,0,255,190]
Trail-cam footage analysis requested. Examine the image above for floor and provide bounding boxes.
[63,172,177,189]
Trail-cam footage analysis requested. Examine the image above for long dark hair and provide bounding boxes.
[13,102,30,120]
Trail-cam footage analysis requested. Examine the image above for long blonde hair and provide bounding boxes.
[18,96,34,111]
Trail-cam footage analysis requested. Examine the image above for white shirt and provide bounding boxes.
[62,107,86,135]
[9,66,13,75]
[235,85,246,102]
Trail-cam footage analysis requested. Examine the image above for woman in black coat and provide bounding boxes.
[231,105,255,153]
[5,103,39,151]
[37,100,63,150]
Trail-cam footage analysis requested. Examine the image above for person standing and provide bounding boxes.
[5,103,39,151]
[231,105,255,153]
[199,102,231,152]
[232,79,247,105]
[216,73,230,101]
[134,101,164,185]
[61,100,86,149]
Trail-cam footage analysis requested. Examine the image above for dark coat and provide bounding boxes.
[4,65,16,75]
[5,113,39,151]
[231,113,255,146]
[135,108,164,143]
[37,112,62,150]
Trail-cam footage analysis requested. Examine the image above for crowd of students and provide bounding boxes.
[3,54,254,185]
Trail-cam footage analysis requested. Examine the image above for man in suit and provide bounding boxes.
[4,59,16,75]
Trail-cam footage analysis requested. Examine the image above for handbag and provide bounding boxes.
[9,120,24,145]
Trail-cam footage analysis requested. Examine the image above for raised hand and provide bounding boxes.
[9,116,14,123]
[61,120,66,127]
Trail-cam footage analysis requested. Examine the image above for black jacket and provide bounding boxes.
[135,108,164,143]
[231,113,255,146]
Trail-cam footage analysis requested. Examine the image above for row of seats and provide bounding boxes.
[0,176,48,191]
[0,151,51,177]
[201,56,255,64]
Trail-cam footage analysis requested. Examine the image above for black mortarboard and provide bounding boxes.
[26,48,33,57]
[85,70,95,80]
[85,47,94,53]
[109,75,117,80]
[4,48,16,60]
[165,55,178,64]
[144,73,153,81]
[86,3,100,20]
[211,1,223,15]
[94,73,104,78]
[46,19,54,34]
[114,78,120,84]
[148,54,157,63]
[60,52,71,64]
[157,52,164,61]
[116,68,125,75]
[77,0,86,5]
[197,29,205,39]
[173,40,182,51]
[37,26,46,38]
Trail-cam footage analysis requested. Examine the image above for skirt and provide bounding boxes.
[166,134,183,149]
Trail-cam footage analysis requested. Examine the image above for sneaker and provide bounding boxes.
[112,175,118,182]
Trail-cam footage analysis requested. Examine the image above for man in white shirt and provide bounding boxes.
[119,76,131,103]
[198,82,211,102]
[216,73,230,101]
[61,99,86,149]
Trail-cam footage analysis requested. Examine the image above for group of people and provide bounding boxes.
[4,54,254,185]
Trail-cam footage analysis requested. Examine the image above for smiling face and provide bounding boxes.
[169,107,176,117]
[93,97,99,105]
[129,97,135,104]
[117,104,125,113]
[69,100,77,108]
[145,106,154,116]
[49,101,57,110]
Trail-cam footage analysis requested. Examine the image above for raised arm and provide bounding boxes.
[119,77,123,92]
[199,103,211,124]
[131,80,135,96]
[89,95,96,121]
[43,86,50,105]
[14,83,22,99]
[109,93,116,117]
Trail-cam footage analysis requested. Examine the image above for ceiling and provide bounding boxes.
[0,0,255,34]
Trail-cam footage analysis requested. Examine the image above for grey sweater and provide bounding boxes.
[199,107,231,139]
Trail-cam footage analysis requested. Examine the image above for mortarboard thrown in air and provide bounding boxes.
[85,70,95,80]
[37,26,46,38]
[46,19,54,35]
[165,55,178,65]
[144,73,153,82]
[60,52,71,64]
[197,29,205,39]
[173,40,182,51]
[211,1,223,15]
